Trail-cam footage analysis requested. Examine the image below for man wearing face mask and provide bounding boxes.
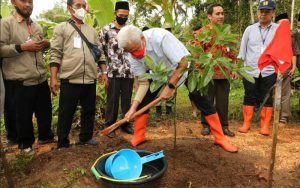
[0,0,54,153]
[99,1,134,138]
[50,0,106,149]
[117,25,238,153]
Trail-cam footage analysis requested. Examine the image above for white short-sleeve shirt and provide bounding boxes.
[129,28,190,80]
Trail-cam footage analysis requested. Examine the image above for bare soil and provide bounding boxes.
[1,119,299,188]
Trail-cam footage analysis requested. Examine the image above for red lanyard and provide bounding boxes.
[26,20,33,37]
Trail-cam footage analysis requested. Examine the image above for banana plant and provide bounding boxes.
[186,21,254,93]
[1,0,12,18]
[87,0,116,28]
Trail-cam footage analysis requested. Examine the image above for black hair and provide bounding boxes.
[67,0,73,6]
[207,3,222,15]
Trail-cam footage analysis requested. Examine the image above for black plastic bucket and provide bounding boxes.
[91,150,167,188]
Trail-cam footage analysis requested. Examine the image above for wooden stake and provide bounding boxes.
[291,0,295,30]
[267,72,282,188]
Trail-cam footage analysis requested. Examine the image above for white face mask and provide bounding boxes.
[72,8,86,20]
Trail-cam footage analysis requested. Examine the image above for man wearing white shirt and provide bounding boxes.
[117,25,238,153]
[238,0,277,135]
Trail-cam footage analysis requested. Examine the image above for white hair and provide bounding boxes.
[117,25,143,49]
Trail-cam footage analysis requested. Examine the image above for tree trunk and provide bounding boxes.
[249,0,255,24]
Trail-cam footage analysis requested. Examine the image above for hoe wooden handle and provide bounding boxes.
[101,97,163,136]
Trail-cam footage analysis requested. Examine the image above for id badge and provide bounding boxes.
[260,47,266,54]
[74,36,82,49]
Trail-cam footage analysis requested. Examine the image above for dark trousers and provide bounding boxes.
[105,78,133,127]
[137,86,162,113]
[243,73,277,107]
[188,89,216,117]
[200,79,230,128]
[13,81,53,149]
[57,82,96,148]
[4,80,18,142]
[138,82,216,117]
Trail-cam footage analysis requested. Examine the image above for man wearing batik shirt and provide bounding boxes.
[193,3,237,137]
[99,1,133,138]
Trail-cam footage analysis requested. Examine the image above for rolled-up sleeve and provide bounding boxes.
[50,24,64,67]
[238,27,250,60]
[0,19,21,57]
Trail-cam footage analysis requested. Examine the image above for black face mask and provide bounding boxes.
[116,16,128,25]
[15,6,32,18]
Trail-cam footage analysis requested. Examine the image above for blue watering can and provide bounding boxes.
[105,149,164,180]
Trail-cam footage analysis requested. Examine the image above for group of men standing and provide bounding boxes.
[0,0,298,154]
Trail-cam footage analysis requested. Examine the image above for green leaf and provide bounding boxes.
[139,73,152,80]
[144,55,156,70]
[187,71,198,92]
[237,69,255,83]
[150,80,163,93]
[292,76,300,82]
[201,64,214,88]
[87,0,115,28]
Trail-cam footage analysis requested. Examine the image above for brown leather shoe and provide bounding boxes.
[201,127,211,136]
[223,128,235,137]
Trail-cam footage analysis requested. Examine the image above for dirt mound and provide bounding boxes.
[1,120,299,187]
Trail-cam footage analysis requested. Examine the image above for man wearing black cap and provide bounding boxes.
[99,1,134,138]
[274,13,296,125]
[238,0,277,136]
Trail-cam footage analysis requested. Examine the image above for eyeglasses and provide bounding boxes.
[72,3,87,9]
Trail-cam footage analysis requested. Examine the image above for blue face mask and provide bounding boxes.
[297,28,300,33]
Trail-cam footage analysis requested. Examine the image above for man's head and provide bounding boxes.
[257,0,276,26]
[207,3,224,25]
[11,0,33,18]
[67,0,87,21]
[297,14,300,29]
[117,25,145,59]
[274,13,288,24]
[115,1,130,26]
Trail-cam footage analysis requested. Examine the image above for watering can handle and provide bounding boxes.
[140,150,164,164]
[101,97,163,135]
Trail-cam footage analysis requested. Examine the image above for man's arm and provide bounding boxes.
[0,19,43,57]
[49,24,64,95]
[159,57,188,99]
[125,79,149,121]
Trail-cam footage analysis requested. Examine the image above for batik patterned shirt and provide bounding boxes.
[99,23,133,78]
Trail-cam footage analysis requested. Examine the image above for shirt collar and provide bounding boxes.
[14,12,32,23]
[259,22,273,29]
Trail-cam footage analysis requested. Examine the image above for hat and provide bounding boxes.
[275,13,289,23]
[258,0,276,10]
[115,1,129,11]
[163,22,172,29]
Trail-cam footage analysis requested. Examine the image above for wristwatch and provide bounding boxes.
[168,82,176,89]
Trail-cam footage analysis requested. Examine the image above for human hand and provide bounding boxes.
[125,107,137,122]
[288,66,296,77]
[159,85,175,100]
[21,40,43,52]
[50,77,59,96]
[231,72,239,80]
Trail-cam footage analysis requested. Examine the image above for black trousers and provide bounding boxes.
[57,82,96,148]
[105,78,133,127]
[200,79,230,128]
[13,81,53,149]
[243,73,277,107]
[3,80,18,142]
